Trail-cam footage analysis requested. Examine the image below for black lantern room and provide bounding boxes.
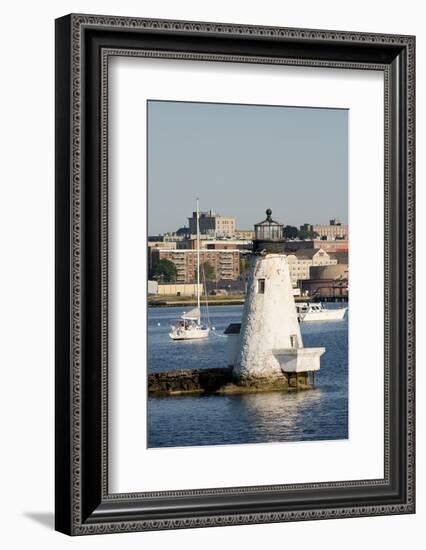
[253,209,284,253]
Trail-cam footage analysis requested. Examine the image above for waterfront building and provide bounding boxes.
[286,248,337,286]
[301,264,349,300]
[156,283,203,297]
[230,209,325,386]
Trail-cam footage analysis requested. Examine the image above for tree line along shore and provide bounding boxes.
[147,293,314,307]
[148,293,246,307]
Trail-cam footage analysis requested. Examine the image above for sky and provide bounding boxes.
[147,100,348,235]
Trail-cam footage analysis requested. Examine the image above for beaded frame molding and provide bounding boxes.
[55,14,415,535]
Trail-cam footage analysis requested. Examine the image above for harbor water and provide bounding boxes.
[148,304,348,448]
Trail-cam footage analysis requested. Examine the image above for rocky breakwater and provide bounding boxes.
[148,367,233,396]
[148,367,311,396]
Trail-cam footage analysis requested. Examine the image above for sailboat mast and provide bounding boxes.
[196,198,201,325]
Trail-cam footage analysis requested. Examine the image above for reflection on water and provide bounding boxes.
[238,390,324,439]
[148,304,348,448]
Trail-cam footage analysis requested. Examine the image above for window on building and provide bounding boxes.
[290,334,299,348]
[257,278,265,294]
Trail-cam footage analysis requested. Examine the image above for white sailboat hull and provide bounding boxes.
[169,326,210,340]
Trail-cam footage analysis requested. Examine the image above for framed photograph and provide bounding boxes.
[55,14,415,535]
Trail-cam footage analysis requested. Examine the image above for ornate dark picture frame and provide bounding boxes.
[55,14,415,535]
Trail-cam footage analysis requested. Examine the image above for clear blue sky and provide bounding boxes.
[148,100,348,235]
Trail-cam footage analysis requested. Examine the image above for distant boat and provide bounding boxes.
[169,199,210,341]
[168,307,210,340]
[296,302,347,322]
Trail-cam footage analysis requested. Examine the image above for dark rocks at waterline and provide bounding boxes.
[148,367,233,395]
[231,372,312,392]
[148,367,312,396]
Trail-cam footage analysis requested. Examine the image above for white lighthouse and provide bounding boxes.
[229,209,325,388]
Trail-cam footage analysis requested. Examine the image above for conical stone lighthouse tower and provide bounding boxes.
[232,209,325,389]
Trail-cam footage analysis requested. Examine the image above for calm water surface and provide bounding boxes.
[148,304,348,448]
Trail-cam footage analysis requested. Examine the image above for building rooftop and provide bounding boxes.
[329,252,349,264]
[288,248,328,259]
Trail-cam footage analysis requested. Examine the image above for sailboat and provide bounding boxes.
[169,199,210,341]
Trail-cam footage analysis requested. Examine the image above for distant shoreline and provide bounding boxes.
[148,298,245,308]
[146,295,333,308]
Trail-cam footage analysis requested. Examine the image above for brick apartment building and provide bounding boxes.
[151,248,240,283]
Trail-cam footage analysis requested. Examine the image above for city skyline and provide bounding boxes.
[148,100,348,234]
[150,209,347,237]
[149,210,347,237]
